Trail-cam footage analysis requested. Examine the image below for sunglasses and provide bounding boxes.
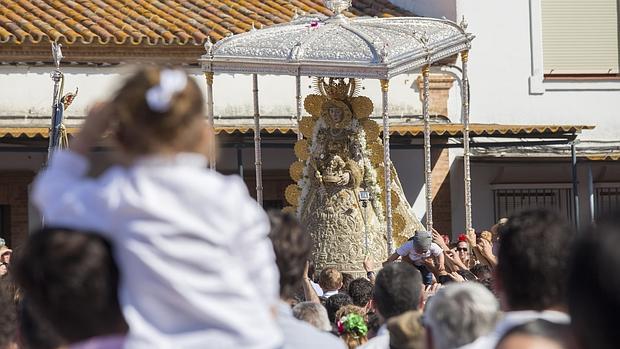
[456,247,468,252]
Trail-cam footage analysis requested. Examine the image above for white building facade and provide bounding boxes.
[0,0,618,246]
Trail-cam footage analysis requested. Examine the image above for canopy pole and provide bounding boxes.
[253,74,264,206]
[380,79,393,254]
[205,72,216,170]
[571,141,580,229]
[236,143,244,178]
[47,42,64,162]
[422,65,433,232]
[296,75,303,140]
[461,51,473,233]
[587,163,595,224]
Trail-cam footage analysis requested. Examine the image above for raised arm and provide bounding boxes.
[302,261,321,304]
[383,252,400,266]
[32,103,116,232]
[436,250,446,272]
[384,240,413,266]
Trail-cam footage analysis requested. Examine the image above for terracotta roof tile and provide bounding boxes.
[0,0,414,46]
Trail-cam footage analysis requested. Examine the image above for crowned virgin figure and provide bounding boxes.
[285,78,424,274]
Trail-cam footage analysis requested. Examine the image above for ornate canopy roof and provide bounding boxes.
[200,0,473,79]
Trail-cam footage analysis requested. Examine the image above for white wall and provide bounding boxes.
[450,0,620,141]
[0,66,426,121]
[389,0,457,21]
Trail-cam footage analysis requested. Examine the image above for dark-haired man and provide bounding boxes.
[358,263,424,349]
[460,209,574,349]
[568,214,620,349]
[268,212,345,349]
[14,228,127,349]
[348,278,373,311]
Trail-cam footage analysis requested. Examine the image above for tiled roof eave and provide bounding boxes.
[0,42,206,64]
[0,0,416,64]
[0,33,208,46]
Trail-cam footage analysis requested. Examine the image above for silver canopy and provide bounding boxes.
[200,7,472,79]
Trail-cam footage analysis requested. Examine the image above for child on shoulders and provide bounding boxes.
[33,67,282,349]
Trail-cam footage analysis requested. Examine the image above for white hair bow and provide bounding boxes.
[145,69,188,112]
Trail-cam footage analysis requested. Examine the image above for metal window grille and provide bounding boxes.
[595,186,620,219]
[493,187,574,223]
[0,205,10,247]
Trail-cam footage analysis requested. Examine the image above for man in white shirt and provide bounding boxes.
[307,261,324,297]
[268,212,346,349]
[319,267,343,299]
[458,209,575,349]
[358,263,424,349]
[385,231,445,285]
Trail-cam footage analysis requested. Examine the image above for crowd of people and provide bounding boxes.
[0,67,618,349]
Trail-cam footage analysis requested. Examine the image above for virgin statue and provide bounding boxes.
[285,78,424,274]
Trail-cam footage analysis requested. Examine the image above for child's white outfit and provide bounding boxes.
[33,150,283,349]
[396,241,443,266]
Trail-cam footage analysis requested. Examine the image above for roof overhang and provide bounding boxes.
[0,124,593,139]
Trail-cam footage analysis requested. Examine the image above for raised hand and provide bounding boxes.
[432,229,449,251]
[449,272,465,282]
[363,255,374,272]
[466,228,477,247]
[478,238,494,257]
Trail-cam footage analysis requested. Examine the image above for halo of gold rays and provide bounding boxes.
[392,212,406,236]
[376,164,386,185]
[304,94,325,116]
[361,119,381,141]
[299,118,317,138]
[285,184,301,206]
[351,96,374,119]
[380,189,401,209]
[368,142,385,165]
[294,139,310,160]
[282,206,297,215]
[289,161,305,182]
[391,190,401,208]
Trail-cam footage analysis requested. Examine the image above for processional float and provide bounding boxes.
[200,0,474,273]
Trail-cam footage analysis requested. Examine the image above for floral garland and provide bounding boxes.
[297,117,327,216]
[337,313,368,338]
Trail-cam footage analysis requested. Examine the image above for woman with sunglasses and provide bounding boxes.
[455,236,477,270]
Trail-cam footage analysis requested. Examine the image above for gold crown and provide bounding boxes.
[315,77,359,101]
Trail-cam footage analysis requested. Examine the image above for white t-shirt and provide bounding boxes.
[33,151,282,349]
[396,241,443,266]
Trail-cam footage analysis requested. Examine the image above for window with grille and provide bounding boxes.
[492,185,575,223]
[541,0,619,75]
[0,205,10,247]
[595,184,620,219]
